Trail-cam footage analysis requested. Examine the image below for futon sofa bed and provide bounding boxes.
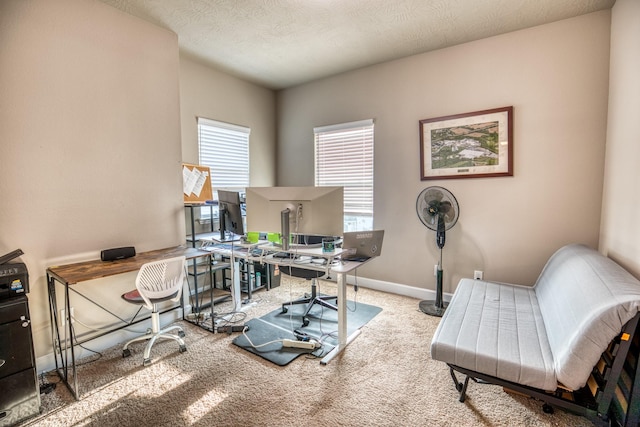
[431,244,640,426]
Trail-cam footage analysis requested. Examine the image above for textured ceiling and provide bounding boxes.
[99,0,615,90]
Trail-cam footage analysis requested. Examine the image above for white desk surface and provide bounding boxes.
[200,239,368,274]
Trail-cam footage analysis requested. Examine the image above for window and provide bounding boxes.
[314,119,374,232]
[197,117,250,217]
[198,117,250,194]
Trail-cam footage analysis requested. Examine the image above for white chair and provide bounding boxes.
[121,256,187,366]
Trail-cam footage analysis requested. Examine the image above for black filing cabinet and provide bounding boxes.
[0,295,40,426]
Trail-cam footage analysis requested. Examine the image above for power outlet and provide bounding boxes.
[297,203,303,219]
[60,307,75,327]
[474,270,483,280]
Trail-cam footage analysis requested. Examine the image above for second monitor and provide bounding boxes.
[217,189,245,242]
[245,186,344,249]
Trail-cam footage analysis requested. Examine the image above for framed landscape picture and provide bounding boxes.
[420,106,513,180]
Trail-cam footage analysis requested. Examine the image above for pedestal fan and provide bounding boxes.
[416,186,460,317]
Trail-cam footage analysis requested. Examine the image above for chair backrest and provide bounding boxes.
[135,256,186,310]
[534,244,640,390]
[279,265,328,281]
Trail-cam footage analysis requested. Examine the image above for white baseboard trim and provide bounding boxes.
[346,274,452,303]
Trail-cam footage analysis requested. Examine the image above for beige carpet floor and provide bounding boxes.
[19,277,593,426]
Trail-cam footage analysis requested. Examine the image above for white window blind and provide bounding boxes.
[315,119,374,231]
[197,117,250,196]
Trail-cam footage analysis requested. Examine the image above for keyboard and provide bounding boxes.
[341,255,371,262]
[272,252,294,259]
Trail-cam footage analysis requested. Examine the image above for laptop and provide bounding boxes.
[341,230,385,261]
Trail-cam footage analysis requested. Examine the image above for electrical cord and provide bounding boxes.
[213,310,247,325]
[241,327,320,353]
[68,314,151,335]
[60,321,104,365]
[241,334,280,350]
[310,273,360,342]
[279,274,328,353]
[240,326,306,353]
[73,344,103,365]
[199,310,247,333]
[39,371,57,394]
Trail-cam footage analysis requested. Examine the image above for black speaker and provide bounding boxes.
[101,246,136,261]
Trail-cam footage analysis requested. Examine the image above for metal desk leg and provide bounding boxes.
[65,282,79,399]
[47,274,62,376]
[320,271,361,365]
[247,260,255,300]
[231,256,241,312]
[47,274,80,400]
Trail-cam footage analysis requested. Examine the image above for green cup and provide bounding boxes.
[267,232,281,244]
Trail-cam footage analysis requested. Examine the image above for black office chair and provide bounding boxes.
[281,266,337,327]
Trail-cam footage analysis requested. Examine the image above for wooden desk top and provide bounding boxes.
[47,246,210,286]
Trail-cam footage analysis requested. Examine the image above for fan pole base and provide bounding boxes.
[419,300,449,317]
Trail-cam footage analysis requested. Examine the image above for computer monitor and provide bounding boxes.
[217,190,245,242]
[245,186,344,249]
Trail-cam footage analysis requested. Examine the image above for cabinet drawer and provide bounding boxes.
[0,296,28,325]
[0,368,39,427]
[0,321,33,377]
[0,298,33,378]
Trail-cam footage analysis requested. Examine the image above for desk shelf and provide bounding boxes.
[184,204,216,247]
[187,261,228,276]
[219,257,280,300]
[186,260,232,313]
[184,204,231,312]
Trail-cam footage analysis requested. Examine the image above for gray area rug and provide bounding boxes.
[232,297,382,365]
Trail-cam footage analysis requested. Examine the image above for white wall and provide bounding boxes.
[600,0,640,278]
[0,0,182,361]
[179,55,277,187]
[277,11,611,293]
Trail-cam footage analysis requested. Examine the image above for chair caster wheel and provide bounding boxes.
[282,306,288,314]
[302,317,310,327]
[122,348,131,358]
[178,330,185,338]
[542,403,554,414]
[179,345,187,353]
[143,358,151,367]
